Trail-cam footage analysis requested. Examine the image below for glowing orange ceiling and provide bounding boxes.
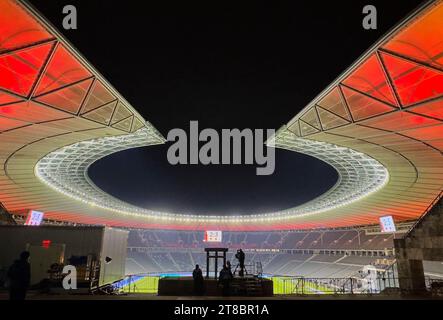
[0,0,442,231]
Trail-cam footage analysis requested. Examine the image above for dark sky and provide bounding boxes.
[30,0,424,215]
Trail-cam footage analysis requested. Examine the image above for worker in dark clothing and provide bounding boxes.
[218,264,233,296]
[236,249,245,277]
[192,264,204,295]
[7,251,31,300]
[226,260,234,278]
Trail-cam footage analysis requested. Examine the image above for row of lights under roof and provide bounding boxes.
[33,127,389,223]
[36,162,388,223]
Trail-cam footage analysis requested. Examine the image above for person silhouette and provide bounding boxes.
[218,264,233,296]
[226,260,233,278]
[7,251,31,300]
[237,249,245,277]
[192,264,204,295]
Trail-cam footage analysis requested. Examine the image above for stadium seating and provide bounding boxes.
[125,249,388,279]
[127,229,395,250]
[124,229,404,279]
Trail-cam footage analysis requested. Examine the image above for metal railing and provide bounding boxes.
[97,272,443,296]
[232,261,263,277]
[112,274,160,294]
[276,277,362,295]
[274,276,442,295]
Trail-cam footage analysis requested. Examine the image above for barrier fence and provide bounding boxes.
[274,276,443,295]
[110,273,443,295]
[113,274,160,294]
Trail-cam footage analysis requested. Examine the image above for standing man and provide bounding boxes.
[226,260,233,278]
[7,251,31,300]
[218,264,233,296]
[192,264,204,295]
[237,249,245,277]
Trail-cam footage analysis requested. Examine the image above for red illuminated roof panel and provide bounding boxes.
[382,4,443,68]
[402,124,443,141]
[0,1,54,52]
[408,98,443,120]
[360,110,442,132]
[0,115,28,132]
[427,139,443,151]
[342,53,397,106]
[341,86,396,121]
[34,78,93,114]
[381,53,443,107]
[0,42,54,97]
[34,44,92,96]
[0,101,72,123]
[0,90,23,106]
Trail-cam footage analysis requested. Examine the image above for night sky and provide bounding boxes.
[30,0,424,215]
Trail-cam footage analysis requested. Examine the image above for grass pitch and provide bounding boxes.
[120,275,333,295]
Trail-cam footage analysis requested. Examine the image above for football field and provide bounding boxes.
[120,275,160,293]
[271,276,332,294]
[119,275,333,295]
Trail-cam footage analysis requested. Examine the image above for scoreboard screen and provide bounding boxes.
[203,231,222,242]
[24,210,44,226]
[379,215,396,233]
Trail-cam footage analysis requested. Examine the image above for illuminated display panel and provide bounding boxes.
[203,231,223,242]
[24,210,44,226]
[379,216,397,233]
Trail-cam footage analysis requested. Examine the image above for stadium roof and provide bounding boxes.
[0,0,442,231]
